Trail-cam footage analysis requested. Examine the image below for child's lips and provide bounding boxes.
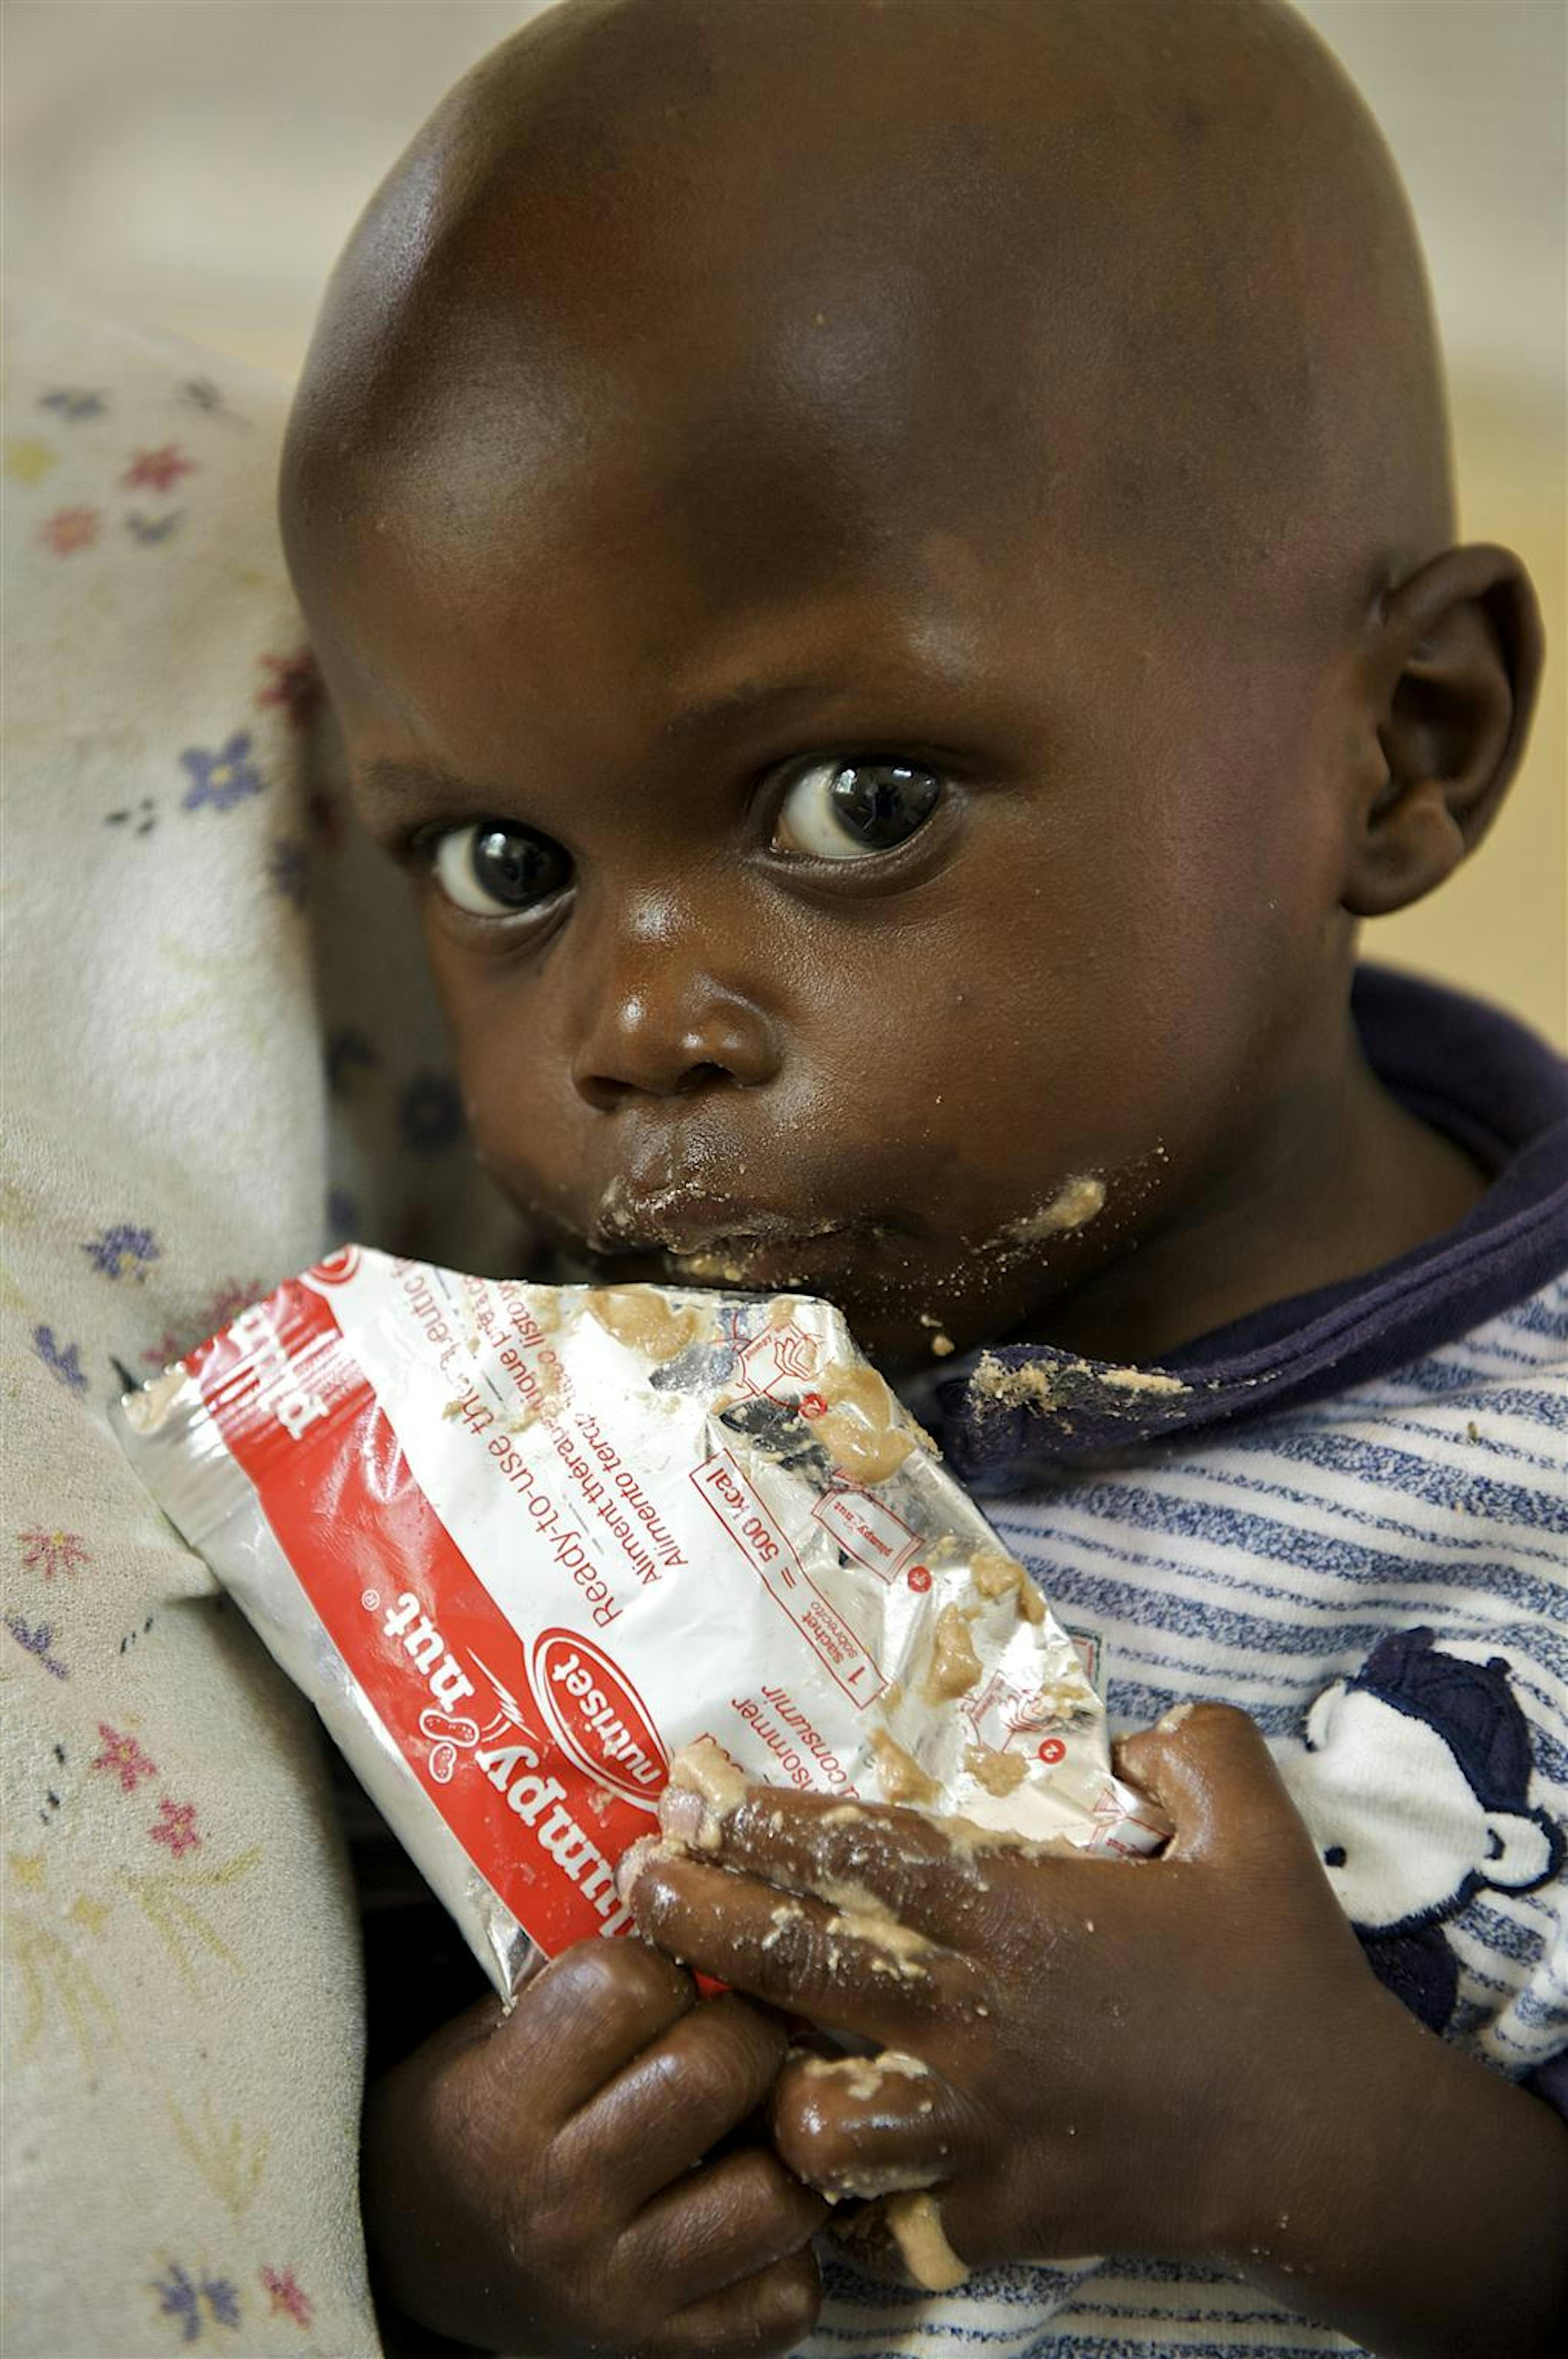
[586,1182,856,1260]
[575,1190,888,1293]
[659,1226,865,1288]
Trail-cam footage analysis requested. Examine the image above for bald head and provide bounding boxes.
[283,0,1451,636]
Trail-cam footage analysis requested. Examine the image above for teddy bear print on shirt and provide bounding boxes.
[1270,1626,1564,2032]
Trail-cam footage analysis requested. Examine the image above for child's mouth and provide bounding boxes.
[657,1226,863,1290]
[597,1222,866,1294]
[573,1181,878,1292]
[587,1178,849,1257]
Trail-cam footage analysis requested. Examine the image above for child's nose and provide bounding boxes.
[567,903,782,1110]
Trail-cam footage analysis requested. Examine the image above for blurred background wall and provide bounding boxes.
[6,0,1563,1045]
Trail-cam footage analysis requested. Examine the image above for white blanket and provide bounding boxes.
[2,286,513,2356]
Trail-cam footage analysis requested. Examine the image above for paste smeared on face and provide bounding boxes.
[675,1251,751,1285]
[998,1172,1106,1246]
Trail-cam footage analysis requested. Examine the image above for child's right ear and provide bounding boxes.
[1341,544,1543,919]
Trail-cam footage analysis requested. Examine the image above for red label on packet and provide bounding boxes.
[191,1283,650,1956]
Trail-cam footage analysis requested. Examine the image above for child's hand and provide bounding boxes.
[626,1705,1365,2269]
[625,1706,1568,2359]
[362,1939,828,2358]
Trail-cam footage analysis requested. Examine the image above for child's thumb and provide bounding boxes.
[1113,1701,1316,1870]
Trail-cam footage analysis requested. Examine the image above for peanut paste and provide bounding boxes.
[817,1879,934,1979]
[505,1387,561,1434]
[797,2050,933,2104]
[813,1362,917,1485]
[1002,1172,1106,1243]
[1037,1667,1100,1722]
[751,1875,932,1982]
[869,1728,940,1805]
[674,1251,751,1285]
[883,2191,971,2291]
[588,1286,712,1362]
[964,1743,1028,1796]
[973,1353,1187,1414]
[761,1899,806,1950]
[923,1604,983,1703]
[668,1735,749,1845]
[825,2161,946,2201]
[824,1918,932,1981]
[969,1547,1047,1625]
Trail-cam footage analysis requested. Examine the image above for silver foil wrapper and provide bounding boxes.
[116,1247,1166,1999]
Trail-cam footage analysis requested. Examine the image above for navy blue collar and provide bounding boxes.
[927,968,1568,1486]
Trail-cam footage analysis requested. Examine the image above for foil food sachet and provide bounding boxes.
[115,1247,1166,1998]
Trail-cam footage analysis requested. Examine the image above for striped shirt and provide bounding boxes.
[807,976,1567,2357]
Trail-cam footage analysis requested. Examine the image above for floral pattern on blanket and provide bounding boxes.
[2,291,515,2355]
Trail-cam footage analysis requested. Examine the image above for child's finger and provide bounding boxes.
[1113,1701,1320,1870]
[768,2049,975,2203]
[626,1846,979,2046]
[566,1992,791,2210]
[625,2144,828,2301]
[660,1780,996,1946]
[646,2247,822,2359]
[507,1936,695,2117]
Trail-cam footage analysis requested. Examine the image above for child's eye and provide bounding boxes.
[771,758,943,860]
[428,821,572,916]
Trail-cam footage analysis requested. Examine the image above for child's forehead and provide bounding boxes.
[284,0,1449,662]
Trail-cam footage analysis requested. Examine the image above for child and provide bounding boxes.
[277,1,1568,2353]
